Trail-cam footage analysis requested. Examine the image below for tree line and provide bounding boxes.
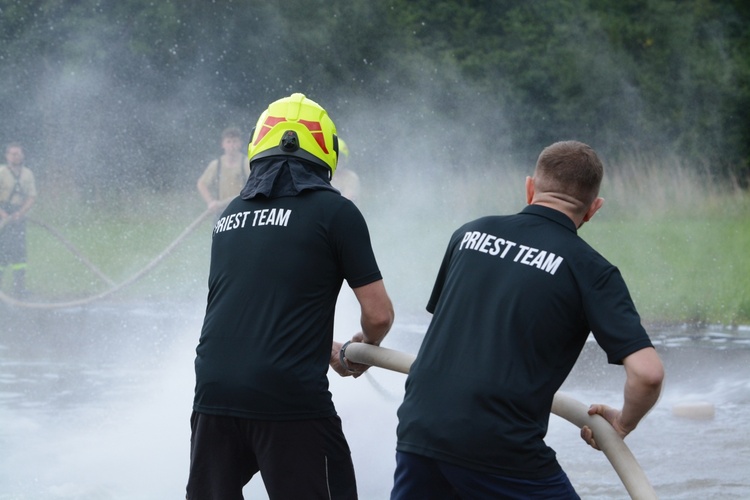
[1,0,747,192]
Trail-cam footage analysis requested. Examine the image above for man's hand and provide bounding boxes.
[580,404,631,451]
[330,340,353,377]
[330,334,372,378]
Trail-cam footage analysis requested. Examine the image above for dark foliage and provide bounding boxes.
[1,0,747,192]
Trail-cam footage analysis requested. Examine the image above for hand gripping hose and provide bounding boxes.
[342,342,658,500]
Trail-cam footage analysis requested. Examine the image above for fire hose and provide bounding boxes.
[0,208,214,309]
[342,342,658,500]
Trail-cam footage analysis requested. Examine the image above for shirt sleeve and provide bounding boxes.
[331,201,383,288]
[584,264,654,364]
[426,229,462,314]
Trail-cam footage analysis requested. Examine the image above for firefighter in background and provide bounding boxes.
[0,142,37,297]
[197,126,250,213]
[330,138,361,203]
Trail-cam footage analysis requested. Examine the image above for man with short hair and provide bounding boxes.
[197,126,250,213]
[391,141,664,499]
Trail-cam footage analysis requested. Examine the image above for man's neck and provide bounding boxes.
[530,199,584,228]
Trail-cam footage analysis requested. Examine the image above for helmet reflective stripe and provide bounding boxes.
[248,93,338,176]
[253,116,288,145]
[298,119,330,154]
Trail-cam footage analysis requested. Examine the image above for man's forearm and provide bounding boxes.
[620,377,662,432]
[620,347,664,432]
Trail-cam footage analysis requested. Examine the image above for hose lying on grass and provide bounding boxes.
[0,208,214,309]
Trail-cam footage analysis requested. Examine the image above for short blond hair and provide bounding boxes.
[534,141,603,207]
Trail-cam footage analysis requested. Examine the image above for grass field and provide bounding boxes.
[21,189,214,304]
[587,161,750,325]
[8,162,750,326]
[363,162,750,327]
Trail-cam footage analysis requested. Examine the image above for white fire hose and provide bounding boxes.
[342,342,658,500]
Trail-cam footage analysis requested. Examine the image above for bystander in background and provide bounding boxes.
[197,126,250,213]
[0,142,37,298]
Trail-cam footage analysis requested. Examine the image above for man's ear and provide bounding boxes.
[582,197,604,222]
[525,176,534,204]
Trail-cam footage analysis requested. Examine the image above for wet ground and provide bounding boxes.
[1,302,749,499]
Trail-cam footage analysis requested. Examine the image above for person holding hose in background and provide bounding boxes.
[0,142,37,298]
[390,141,664,499]
[196,126,250,213]
[187,93,394,499]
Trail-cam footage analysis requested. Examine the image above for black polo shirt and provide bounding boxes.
[193,190,382,420]
[396,204,653,479]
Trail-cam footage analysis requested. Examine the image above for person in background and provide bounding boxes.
[187,93,395,499]
[330,138,361,203]
[0,142,37,298]
[196,126,250,213]
[391,140,664,499]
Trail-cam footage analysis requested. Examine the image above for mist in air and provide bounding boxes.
[1,2,749,499]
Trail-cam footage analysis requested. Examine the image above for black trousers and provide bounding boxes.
[186,411,358,500]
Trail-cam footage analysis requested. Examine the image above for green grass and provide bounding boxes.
[585,216,750,326]
[7,162,750,326]
[362,161,750,326]
[12,189,214,304]
[585,159,750,325]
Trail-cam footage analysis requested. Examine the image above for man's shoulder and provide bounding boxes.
[303,187,349,200]
[0,165,13,179]
[304,190,364,224]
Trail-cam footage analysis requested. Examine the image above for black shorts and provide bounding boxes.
[186,411,358,500]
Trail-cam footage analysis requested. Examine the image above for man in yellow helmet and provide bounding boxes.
[187,93,395,499]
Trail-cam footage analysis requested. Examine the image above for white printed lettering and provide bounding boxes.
[520,246,539,265]
[460,232,473,250]
[458,233,561,276]
[467,231,481,250]
[214,208,292,234]
[478,234,495,253]
[275,208,291,226]
[499,240,516,258]
[541,254,563,275]
[514,245,530,262]
[528,250,547,268]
